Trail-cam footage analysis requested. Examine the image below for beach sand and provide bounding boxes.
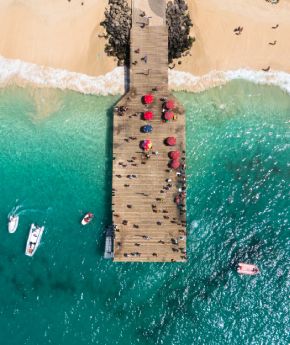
[0,0,289,90]
[0,0,115,76]
[177,0,290,75]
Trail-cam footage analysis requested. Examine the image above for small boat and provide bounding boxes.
[237,263,260,275]
[8,215,19,233]
[81,212,94,226]
[104,225,115,259]
[25,224,44,257]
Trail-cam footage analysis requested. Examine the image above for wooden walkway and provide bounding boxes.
[112,0,186,262]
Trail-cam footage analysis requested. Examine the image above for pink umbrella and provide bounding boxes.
[166,137,176,146]
[169,151,181,160]
[142,139,152,151]
[170,160,180,170]
[164,111,174,121]
[143,94,154,104]
[143,111,154,120]
[165,100,175,110]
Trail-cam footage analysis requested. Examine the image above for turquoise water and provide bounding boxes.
[0,82,289,345]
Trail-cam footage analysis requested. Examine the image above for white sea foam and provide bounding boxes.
[1,55,290,95]
[0,55,125,96]
[169,69,290,94]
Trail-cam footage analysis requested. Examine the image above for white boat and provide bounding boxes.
[81,212,94,226]
[237,263,260,275]
[8,215,19,233]
[25,224,44,257]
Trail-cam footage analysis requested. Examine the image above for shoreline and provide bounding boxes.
[1,56,290,96]
[0,0,290,82]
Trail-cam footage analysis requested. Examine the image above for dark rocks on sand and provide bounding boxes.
[100,0,194,66]
[100,0,132,66]
[167,0,194,63]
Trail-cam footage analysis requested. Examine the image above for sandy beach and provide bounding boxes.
[0,0,290,93]
[0,0,116,76]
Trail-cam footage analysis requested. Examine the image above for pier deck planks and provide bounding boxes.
[112,1,186,262]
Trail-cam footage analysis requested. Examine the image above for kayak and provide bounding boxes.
[237,263,260,275]
[81,212,94,226]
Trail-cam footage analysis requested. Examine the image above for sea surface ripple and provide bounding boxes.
[0,81,289,345]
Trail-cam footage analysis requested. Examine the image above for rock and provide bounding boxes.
[100,0,194,66]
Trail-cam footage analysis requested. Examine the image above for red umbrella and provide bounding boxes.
[166,137,176,146]
[165,100,175,109]
[143,94,154,104]
[169,150,180,160]
[143,111,154,120]
[164,111,174,121]
[170,160,180,170]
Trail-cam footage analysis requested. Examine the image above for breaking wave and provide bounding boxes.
[1,55,290,95]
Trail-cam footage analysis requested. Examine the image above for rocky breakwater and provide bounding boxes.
[100,0,132,66]
[166,0,194,64]
[100,0,194,67]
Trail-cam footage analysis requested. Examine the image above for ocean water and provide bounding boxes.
[0,81,288,345]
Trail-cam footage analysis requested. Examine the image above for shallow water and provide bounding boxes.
[0,82,289,345]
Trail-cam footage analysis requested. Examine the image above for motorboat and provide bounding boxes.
[8,215,19,233]
[81,212,94,226]
[237,263,260,275]
[104,225,114,259]
[25,224,44,257]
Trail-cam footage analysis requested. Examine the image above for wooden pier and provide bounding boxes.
[112,0,186,262]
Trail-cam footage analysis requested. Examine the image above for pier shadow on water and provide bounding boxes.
[96,99,118,257]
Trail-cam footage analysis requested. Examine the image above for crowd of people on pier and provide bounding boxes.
[112,91,187,261]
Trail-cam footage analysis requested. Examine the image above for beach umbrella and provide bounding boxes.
[170,160,180,170]
[166,136,176,146]
[142,139,152,151]
[165,100,175,110]
[143,94,154,104]
[143,111,154,120]
[164,111,174,121]
[142,125,153,133]
[169,150,180,160]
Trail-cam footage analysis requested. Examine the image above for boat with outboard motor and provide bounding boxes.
[25,223,44,256]
[8,215,19,233]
